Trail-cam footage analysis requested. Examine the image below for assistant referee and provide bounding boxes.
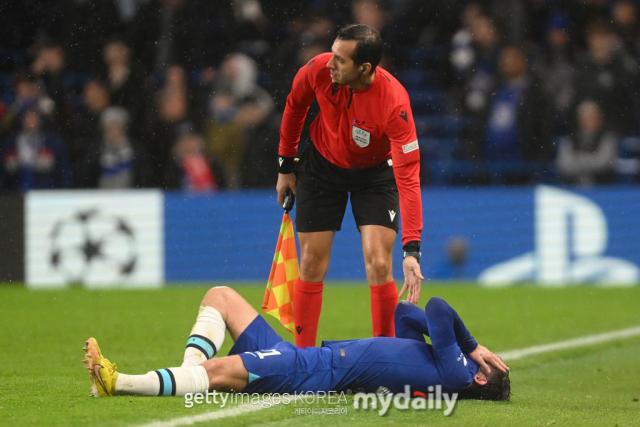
[276,24,423,347]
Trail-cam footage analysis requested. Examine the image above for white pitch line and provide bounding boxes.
[135,402,268,427]
[135,324,640,427]
[499,325,640,361]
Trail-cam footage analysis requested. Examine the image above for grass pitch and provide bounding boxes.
[0,283,639,426]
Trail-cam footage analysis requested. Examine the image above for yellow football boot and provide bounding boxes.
[83,337,118,397]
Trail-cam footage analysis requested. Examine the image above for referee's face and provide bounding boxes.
[327,39,361,85]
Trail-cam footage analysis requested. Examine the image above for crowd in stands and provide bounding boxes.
[1,0,639,192]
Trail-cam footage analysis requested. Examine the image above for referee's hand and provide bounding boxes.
[276,173,297,208]
[399,257,423,304]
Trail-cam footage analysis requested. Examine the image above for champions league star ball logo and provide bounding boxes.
[49,209,137,283]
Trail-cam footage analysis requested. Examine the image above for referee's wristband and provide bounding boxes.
[277,155,295,174]
[403,241,421,263]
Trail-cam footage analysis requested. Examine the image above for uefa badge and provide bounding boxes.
[352,124,371,148]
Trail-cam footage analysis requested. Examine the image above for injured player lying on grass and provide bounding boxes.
[83,287,510,401]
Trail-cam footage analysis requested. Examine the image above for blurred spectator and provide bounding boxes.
[488,0,526,44]
[204,53,275,189]
[484,46,552,181]
[575,19,639,134]
[144,66,192,187]
[450,3,485,79]
[0,76,42,138]
[1,0,639,190]
[534,13,576,135]
[30,41,74,139]
[611,0,640,59]
[71,80,112,171]
[45,0,123,74]
[452,12,502,160]
[115,0,154,22]
[0,107,72,191]
[101,37,146,133]
[464,14,502,113]
[352,0,389,34]
[128,0,217,75]
[232,0,272,57]
[164,131,220,192]
[557,100,618,185]
[269,15,334,105]
[77,107,151,189]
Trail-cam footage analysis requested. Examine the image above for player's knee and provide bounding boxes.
[394,300,414,316]
[425,297,446,312]
[202,286,235,308]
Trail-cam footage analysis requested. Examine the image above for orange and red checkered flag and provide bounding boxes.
[262,211,299,333]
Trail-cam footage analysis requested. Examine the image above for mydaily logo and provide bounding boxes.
[353,385,457,416]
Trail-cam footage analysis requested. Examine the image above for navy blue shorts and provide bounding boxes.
[233,315,334,394]
[227,315,283,356]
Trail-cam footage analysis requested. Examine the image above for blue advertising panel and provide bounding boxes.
[164,186,640,285]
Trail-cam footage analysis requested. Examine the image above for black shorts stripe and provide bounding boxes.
[167,369,177,396]
[154,370,164,397]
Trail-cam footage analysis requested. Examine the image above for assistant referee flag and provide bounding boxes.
[262,212,298,333]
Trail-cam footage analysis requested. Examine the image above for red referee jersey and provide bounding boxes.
[279,52,422,244]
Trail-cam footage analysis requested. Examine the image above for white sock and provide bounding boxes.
[115,366,209,396]
[181,305,226,367]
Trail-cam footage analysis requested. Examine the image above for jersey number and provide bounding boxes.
[253,349,281,359]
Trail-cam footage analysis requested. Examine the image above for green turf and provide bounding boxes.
[1,283,639,426]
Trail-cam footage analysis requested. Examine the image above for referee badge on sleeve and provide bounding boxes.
[352,124,371,148]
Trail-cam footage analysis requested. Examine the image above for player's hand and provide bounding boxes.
[468,344,509,375]
[276,173,297,208]
[399,256,423,304]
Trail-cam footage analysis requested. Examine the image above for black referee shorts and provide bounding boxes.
[295,143,399,233]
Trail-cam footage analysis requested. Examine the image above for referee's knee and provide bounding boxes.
[365,256,392,283]
[299,253,330,282]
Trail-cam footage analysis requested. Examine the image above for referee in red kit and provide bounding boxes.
[276,24,423,347]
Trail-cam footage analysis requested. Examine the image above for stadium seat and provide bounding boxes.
[617,136,640,183]
[0,49,27,71]
[407,90,450,114]
[400,46,446,66]
[414,115,468,138]
[64,73,91,90]
[396,68,437,90]
[0,73,14,105]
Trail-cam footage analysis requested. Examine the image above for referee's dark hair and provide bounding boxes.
[336,24,383,70]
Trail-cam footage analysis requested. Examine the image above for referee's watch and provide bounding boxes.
[403,241,421,263]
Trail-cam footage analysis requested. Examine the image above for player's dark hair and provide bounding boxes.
[336,24,383,70]
[457,369,511,401]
